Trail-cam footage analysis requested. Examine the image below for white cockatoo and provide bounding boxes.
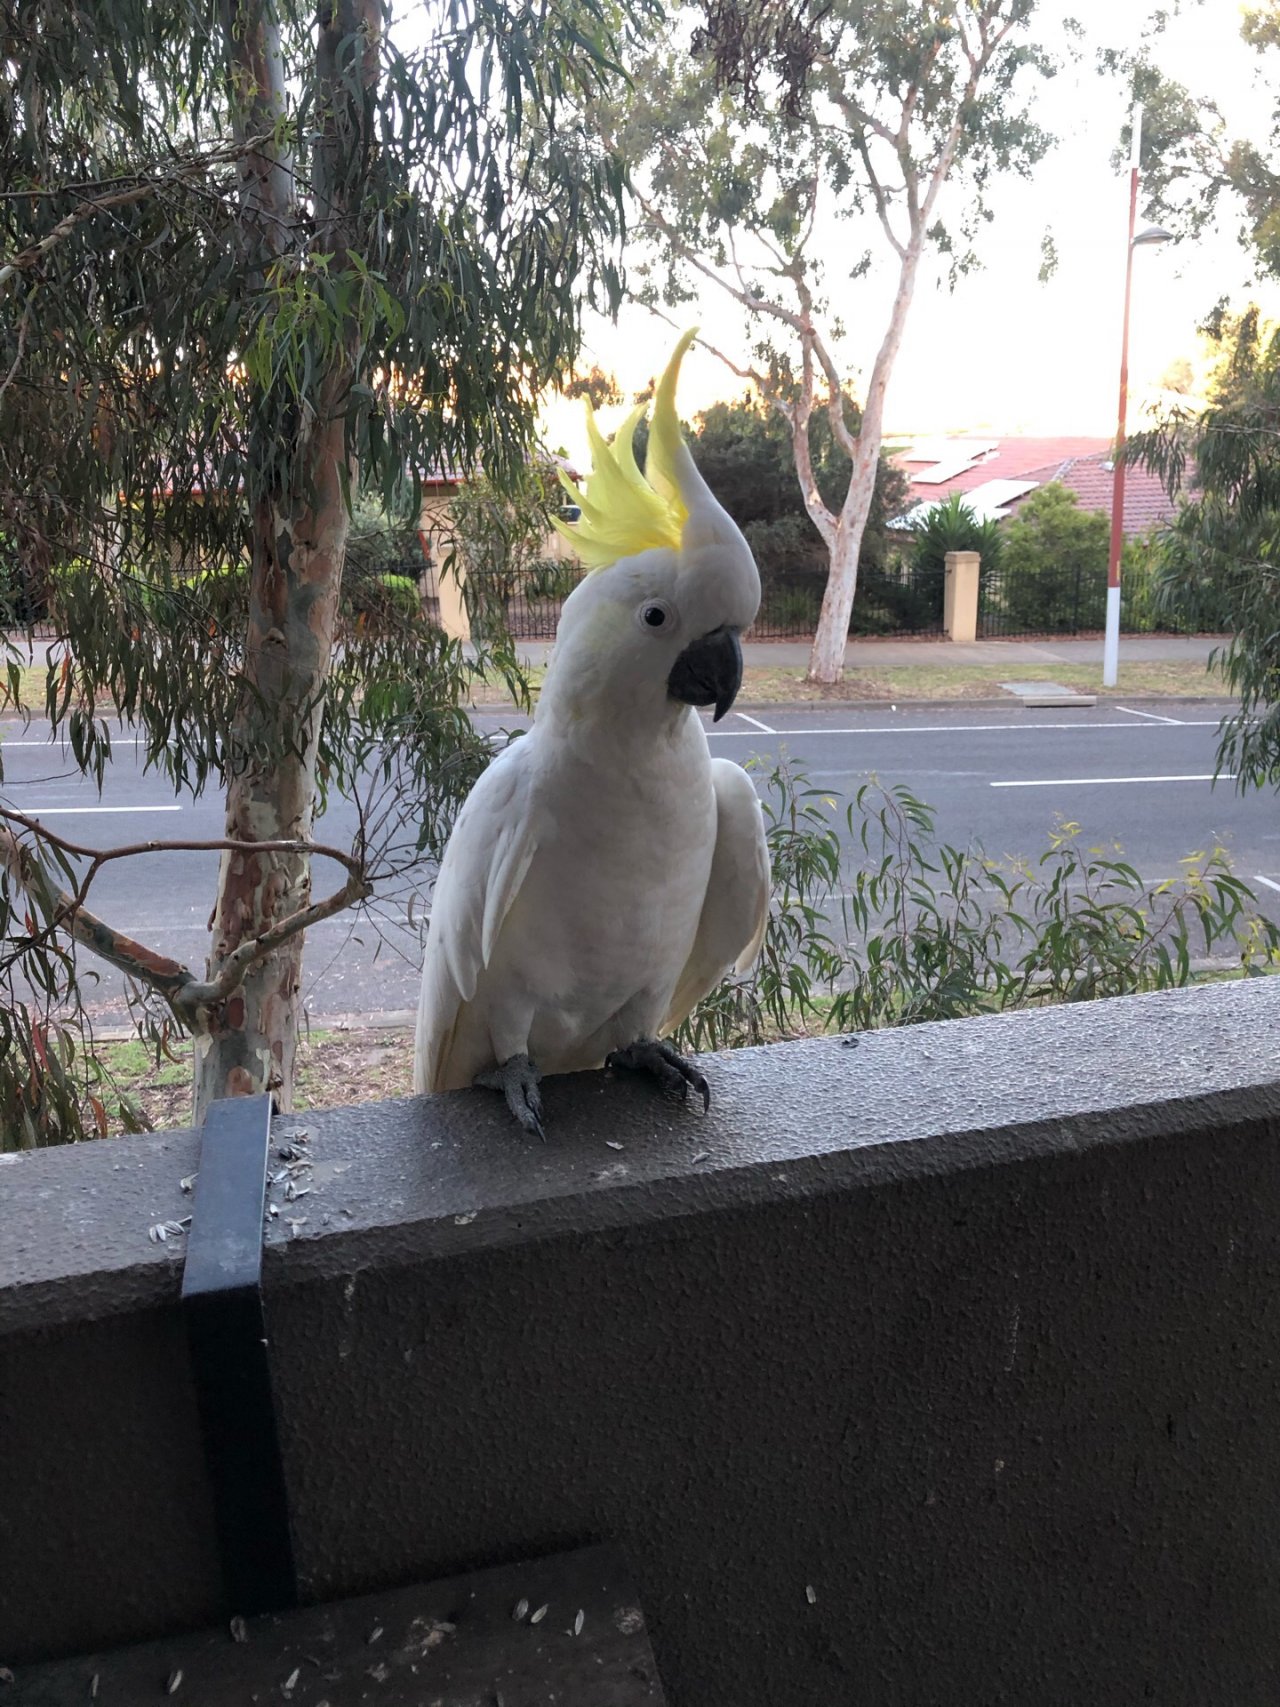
[414,328,770,1136]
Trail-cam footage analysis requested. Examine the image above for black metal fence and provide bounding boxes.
[977,560,1205,640]
[462,560,946,642]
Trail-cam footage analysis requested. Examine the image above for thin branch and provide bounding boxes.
[0,138,269,289]
[636,190,808,335]
[640,302,773,393]
[0,290,34,406]
[0,812,371,1019]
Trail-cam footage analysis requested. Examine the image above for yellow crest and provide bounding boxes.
[553,328,698,570]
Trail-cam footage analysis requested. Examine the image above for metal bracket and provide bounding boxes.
[181,1094,297,1615]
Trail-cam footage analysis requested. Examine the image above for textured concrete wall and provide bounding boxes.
[4,980,1280,1704]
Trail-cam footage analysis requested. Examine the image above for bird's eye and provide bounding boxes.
[635,598,676,634]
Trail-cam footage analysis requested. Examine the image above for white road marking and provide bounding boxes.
[1252,874,1280,896]
[707,719,1222,738]
[992,774,1233,789]
[733,710,776,733]
[1116,706,1183,725]
[17,804,183,815]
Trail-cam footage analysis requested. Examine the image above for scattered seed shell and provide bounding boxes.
[573,1608,585,1636]
[529,1603,548,1625]
[0,1667,12,1684]
[166,1669,183,1694]
[805,1584,817,1605]
[367,1661,390,1682]
[229,1615,248,1643]
[367,1626,383,1645]
[90,1675,99,1700]
[283,1666,300,1692]
[512,1598,529,1621]
[605,1140,624,1151]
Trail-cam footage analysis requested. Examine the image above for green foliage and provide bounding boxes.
[604,0,1056,665]
[449,464,579,641]
[678,395,918,634]
[343,496,426,584]
[1116,11,1280,273]
[0,0,646,1133]
[675,761,1280,1055]
[1128,306,1280,790]
[909,492,1004,575]
[990,484,1107,635]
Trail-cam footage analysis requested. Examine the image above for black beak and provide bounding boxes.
[666,624,744,722]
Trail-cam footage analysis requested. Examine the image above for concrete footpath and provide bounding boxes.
[514,635,1223,670]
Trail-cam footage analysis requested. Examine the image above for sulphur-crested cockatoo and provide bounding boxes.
[414,328,770,1136]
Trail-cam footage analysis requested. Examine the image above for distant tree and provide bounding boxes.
[1109,5,1280,271]
[996,485,1108,636]
[562,366,624,409]
[680,393,916,633]
[601,0,1057,681]
[0,0,636,1142]
[1129,307,1280,789]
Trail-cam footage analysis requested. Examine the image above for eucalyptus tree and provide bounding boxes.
[1119,7,1280,792]
[0,0,635,1142]
[605,0,1056,681]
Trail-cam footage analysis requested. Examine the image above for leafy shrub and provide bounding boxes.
[993,484,1107,634]
[675,760,1279,1055]
[348,571,421,623]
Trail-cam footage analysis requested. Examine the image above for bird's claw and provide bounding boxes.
[606,1038,711,1113]
[475,1053,545,1140]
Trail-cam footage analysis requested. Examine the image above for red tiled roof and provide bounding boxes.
[893,436,1112,496]
[893,437,1179,537]
[1004,453,1179,537]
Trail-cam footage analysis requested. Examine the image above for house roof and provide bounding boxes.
[892,436,1179,537]
[1004,453,1176,536]
[894,436,1112,496]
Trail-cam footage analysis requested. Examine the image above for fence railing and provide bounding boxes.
[462,560,947,643]
[978,560,1208,639]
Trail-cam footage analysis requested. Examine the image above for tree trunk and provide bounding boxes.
[194,0,372,1117]
[806,226,930,684]
[806,441,879,684]
[193,425,350,1117]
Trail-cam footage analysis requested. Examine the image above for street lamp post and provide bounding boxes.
[1104,103,1172,690]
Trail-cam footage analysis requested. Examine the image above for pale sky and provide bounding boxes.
[543,0,1278,461]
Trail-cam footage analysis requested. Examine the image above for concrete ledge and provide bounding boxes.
[5,979,1280,1703]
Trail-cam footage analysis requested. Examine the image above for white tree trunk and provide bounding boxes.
[805,232,927,684]
[806,457,876,684]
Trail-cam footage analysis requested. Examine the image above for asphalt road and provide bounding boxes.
[4,698,1276,1023]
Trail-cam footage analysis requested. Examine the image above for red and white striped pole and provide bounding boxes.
[1103,103,1142,690]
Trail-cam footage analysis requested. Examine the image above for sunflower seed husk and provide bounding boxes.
[367,1626,383,1645]
[229,1615,248,1643]
[529,1604,548,1625]
[511,1598,529,1622]
[166,1669,183,1694]
[573,1608,585,1636]
[282,1666,300,1693]
[805,1584,817,1605]
[90,1674,99,1700]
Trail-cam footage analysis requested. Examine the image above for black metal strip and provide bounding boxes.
[181,1093,297,1615]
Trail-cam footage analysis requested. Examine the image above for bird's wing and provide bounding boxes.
[663,757,771,1034]
[414,737,539,1093]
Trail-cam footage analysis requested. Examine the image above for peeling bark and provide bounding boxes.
[195,0,377,1119]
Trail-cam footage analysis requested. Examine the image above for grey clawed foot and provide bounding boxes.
[475,1053,545,1140]
[605,1037,711,1113]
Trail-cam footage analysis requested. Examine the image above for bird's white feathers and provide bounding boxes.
[414,329,770,1099]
